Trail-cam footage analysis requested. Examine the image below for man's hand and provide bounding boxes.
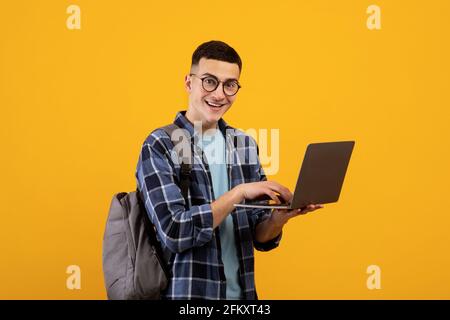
[235,181,292,204]
[254,204,324,244]
[211,180,292,229]
[269,204,324,228]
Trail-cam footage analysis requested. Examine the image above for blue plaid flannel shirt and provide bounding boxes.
[136,111,282,300]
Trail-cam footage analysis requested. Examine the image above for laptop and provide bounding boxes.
[234,141,355,210]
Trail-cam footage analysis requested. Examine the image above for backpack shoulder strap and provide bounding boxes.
[160,124,192,202]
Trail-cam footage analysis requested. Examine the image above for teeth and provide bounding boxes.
[207,101,222,107]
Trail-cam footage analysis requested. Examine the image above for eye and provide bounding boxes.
[225,81,238,89]
[204,77,218,86]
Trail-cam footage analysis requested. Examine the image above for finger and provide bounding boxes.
[273,182,293,201]
[294,206,314,216]
[285,208,304,219]
[302,204,324,214]
[265,189,281,204]
[266,181,292,202]
[302,205,316,213]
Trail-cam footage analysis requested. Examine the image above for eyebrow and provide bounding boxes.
[200,73,239,82]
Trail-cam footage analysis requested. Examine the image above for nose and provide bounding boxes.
[210,82,226,101]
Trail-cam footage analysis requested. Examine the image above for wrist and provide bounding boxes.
[232,185,245,204]
[269,210,286,229]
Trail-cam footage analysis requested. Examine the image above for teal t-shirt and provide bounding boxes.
[198,128,243,300]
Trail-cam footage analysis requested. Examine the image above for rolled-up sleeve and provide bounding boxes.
[136,131,214,254]
[248,199,283,251]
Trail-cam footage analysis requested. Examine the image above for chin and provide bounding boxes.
[202,105,227,122]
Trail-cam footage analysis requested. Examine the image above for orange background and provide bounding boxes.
[1,0,449,299]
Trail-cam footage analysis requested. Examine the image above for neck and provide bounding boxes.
[185,108,218,134]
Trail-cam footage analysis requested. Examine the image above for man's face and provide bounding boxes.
[185,58,240,127]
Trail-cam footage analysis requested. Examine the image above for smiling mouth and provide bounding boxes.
[205,100,225,108]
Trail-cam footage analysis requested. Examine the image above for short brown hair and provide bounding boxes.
[191,40,242,72]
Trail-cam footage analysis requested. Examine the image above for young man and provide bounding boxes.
[136,40,322,300]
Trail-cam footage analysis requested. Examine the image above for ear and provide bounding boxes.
[185,74,192,93]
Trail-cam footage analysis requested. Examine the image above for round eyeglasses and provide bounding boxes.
[190,73,241,96]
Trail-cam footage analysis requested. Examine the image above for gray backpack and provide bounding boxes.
[102,124,192,300]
